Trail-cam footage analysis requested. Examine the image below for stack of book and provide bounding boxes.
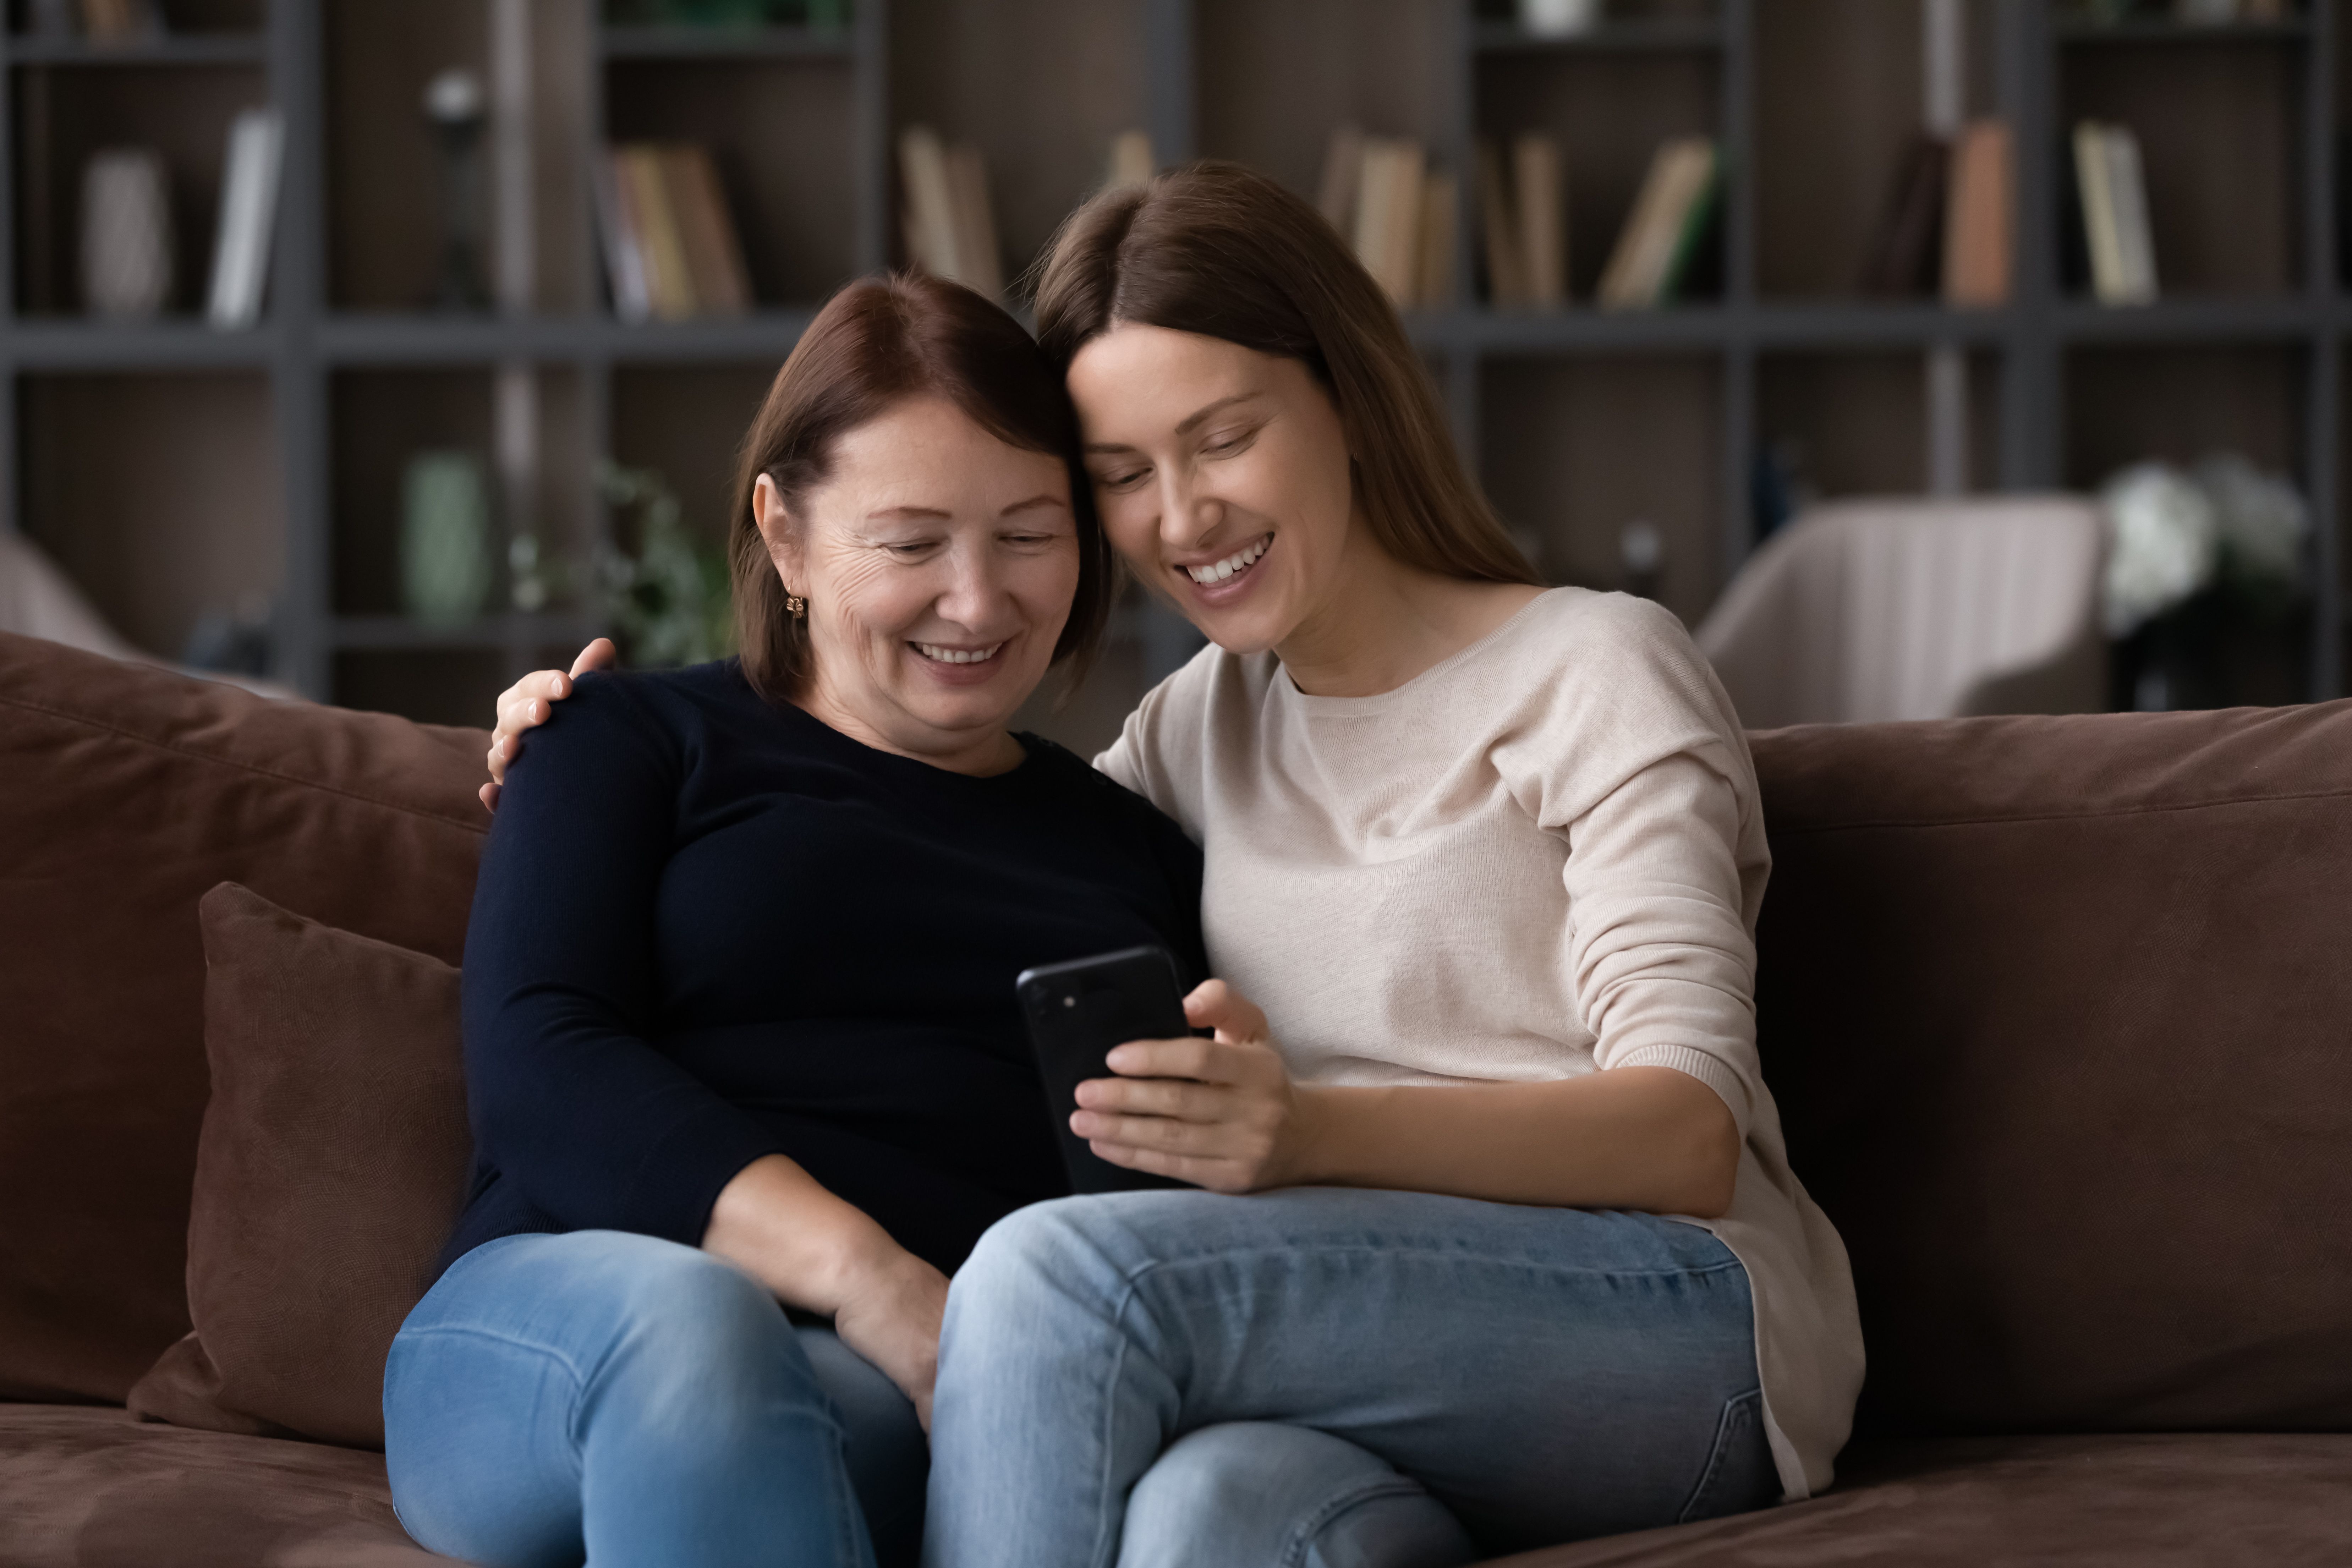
[1476,134,1567,309]
[594,143,755,323]
[1316,127,1459,311]
[2073,120,2156,306]
[1854,119,2014,306]
[1596,136,1717,310]
[899,126,1004,303]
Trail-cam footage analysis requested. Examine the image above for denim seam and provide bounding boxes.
[1676,1387,1763,1525]
[1087,1271,1157,1568]
[1117,1248,1748,1289]
[1277,1475,1432,1568]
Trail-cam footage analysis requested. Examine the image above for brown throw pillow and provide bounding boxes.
[126,882,473,1449]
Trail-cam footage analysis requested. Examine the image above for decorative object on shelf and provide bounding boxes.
[182,592,276,680]
[1859,133,1948,297]
[76,0,161,43]
[1106,130,1154,192]
[2073,120,2156,306]
[81,149,174,319]
[899,125,1003,302]
[595,142,754,322]
[1749,439,1814,543]
[424,69,491,311]
[592,463,734,667]
[2100,456,2309,710]
[1943,120,2014,307]
[1597,137,1717,309]
[1518,0,1603,37]
[1619,520,1665,601]
[205,109,283,330]
[508,533,559,613]
[400,452,495,628]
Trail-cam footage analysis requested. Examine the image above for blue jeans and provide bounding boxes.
[925,1188,1777,1568]
[383,1230,927,1568]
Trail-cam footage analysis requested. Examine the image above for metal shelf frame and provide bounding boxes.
[0,0,2343,700]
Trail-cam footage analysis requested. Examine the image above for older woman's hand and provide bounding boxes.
[1071,980,1325,1193]
[479,639,618,811]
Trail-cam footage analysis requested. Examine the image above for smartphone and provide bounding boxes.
[1015,945,1194,1194]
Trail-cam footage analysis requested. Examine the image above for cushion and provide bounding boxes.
[1488,1432,2352,1567]
[0,632,488,1405]
[0,1403,452,1567]
[125,885,471,1448]
[1749,701,2352,1436]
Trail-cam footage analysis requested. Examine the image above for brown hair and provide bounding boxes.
[727,271,1115,702]
[1030,161,1537,588]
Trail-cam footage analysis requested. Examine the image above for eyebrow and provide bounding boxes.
[1084,393,1261,454]
[866,494,1066,523]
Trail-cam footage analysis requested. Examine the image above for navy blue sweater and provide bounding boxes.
[440,659,1208,1279]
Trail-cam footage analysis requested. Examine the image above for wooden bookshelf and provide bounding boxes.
[2,0,2346,756]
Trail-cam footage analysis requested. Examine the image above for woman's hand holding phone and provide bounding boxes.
[1071,979,1321,1193]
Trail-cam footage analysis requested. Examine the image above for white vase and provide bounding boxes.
[1520,0,1604,36]
[82,149,174,318]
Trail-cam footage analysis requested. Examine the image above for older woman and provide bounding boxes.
[494,166,1862,1568]
[383,274,1207,1568]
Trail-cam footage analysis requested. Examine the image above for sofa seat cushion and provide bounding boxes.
[0,1404,455,1567]
[1487,1433,2352,1566]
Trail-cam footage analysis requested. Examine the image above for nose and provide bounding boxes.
[933,538,1016,635]
[1156,458,1221,554]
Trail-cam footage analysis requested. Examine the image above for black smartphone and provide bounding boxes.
[1015,944,1194,1194]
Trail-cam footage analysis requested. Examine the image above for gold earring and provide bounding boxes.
[785,592,806,617]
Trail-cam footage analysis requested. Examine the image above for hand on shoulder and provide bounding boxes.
[481,638,620,812]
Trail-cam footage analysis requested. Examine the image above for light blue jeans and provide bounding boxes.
[383,1230,926,1568]
[925,1188,1778,1568]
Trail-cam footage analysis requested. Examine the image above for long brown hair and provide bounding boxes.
[727,272,1116,702]
[1030,161,1537,588]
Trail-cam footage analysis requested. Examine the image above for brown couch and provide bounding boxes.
[4,628,2348,1568]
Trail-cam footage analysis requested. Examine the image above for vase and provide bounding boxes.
[401,451,493,627]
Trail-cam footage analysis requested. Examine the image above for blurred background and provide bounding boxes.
[0,0,2342,755]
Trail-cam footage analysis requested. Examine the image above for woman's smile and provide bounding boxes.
[1177,533,1274,600]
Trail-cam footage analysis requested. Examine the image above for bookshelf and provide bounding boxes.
[2,0,2345,749]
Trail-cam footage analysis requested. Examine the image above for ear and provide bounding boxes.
[752,474,804,594]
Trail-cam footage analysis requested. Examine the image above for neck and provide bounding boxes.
[1273,519,1543,699]
[792,669,1025,778]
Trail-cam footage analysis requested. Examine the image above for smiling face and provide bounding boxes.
[757,395,1079,773]
[1067,323,1364,657]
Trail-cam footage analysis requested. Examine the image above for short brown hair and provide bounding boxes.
[1031,161,1538,588]
[727,272,1115,702]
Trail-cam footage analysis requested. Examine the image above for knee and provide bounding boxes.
[948,1197,1119,1331]
[557,1233,815,1422]
[1124,1424,1476,1568]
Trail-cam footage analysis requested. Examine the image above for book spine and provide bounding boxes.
[1416,169,1458,309]
[1657,143,1721,303]
[621,144,696,321]
[207,109,283,330]
[2074,120,2125,305]
[1476,139,1526,307]
[1513,135,1565,308]
[1942,120,2013,307]
[2104,125,2156,303]
[663,145,750,316]
[1598,140,1679,308]
[897,125,961,283]
[592,150,652,323]
[945,142,1003,301]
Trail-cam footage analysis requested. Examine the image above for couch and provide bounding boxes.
[3,627,2348,1567]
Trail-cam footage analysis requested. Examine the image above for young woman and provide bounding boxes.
[390,274,1208,1568]
[489,165,1862,1567]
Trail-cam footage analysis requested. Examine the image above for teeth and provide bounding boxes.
[1184,535,1271,585]
[915,642,1002,665]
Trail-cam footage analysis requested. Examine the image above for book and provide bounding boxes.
[1353,137,1425,307]
[897,124,1001,300]
[898,125,961,282]
[1476,139,1527,306]
[618,145,696,320]
[1107,130,1154,191]
[1597,136,1715,309]
[1942,119,2013,307]
[659,144,752,316]
[1858,133,1948,296]
[2102,124,2157,303]
[1416,169,1458,308]
[945,142,1003,301]
[1512,133,1566,308]
[1657,149,1721,302]
[78,0,159,42]
[1317,123,1366,236]
[592,151,652,323]
[2073,121,2122,301]
[206,108,283,330]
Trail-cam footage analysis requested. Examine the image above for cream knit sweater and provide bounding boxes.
[1095,586,1864,1500]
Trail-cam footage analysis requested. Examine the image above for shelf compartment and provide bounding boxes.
[331,648,511,728]
[1479,352,1723,628]
[9,55,270,315]
[17,367,281,661]
[609,361,779,552]
[2064,340,2304,490]
[1756,347,2003,508]
[1198,0,1447,202]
